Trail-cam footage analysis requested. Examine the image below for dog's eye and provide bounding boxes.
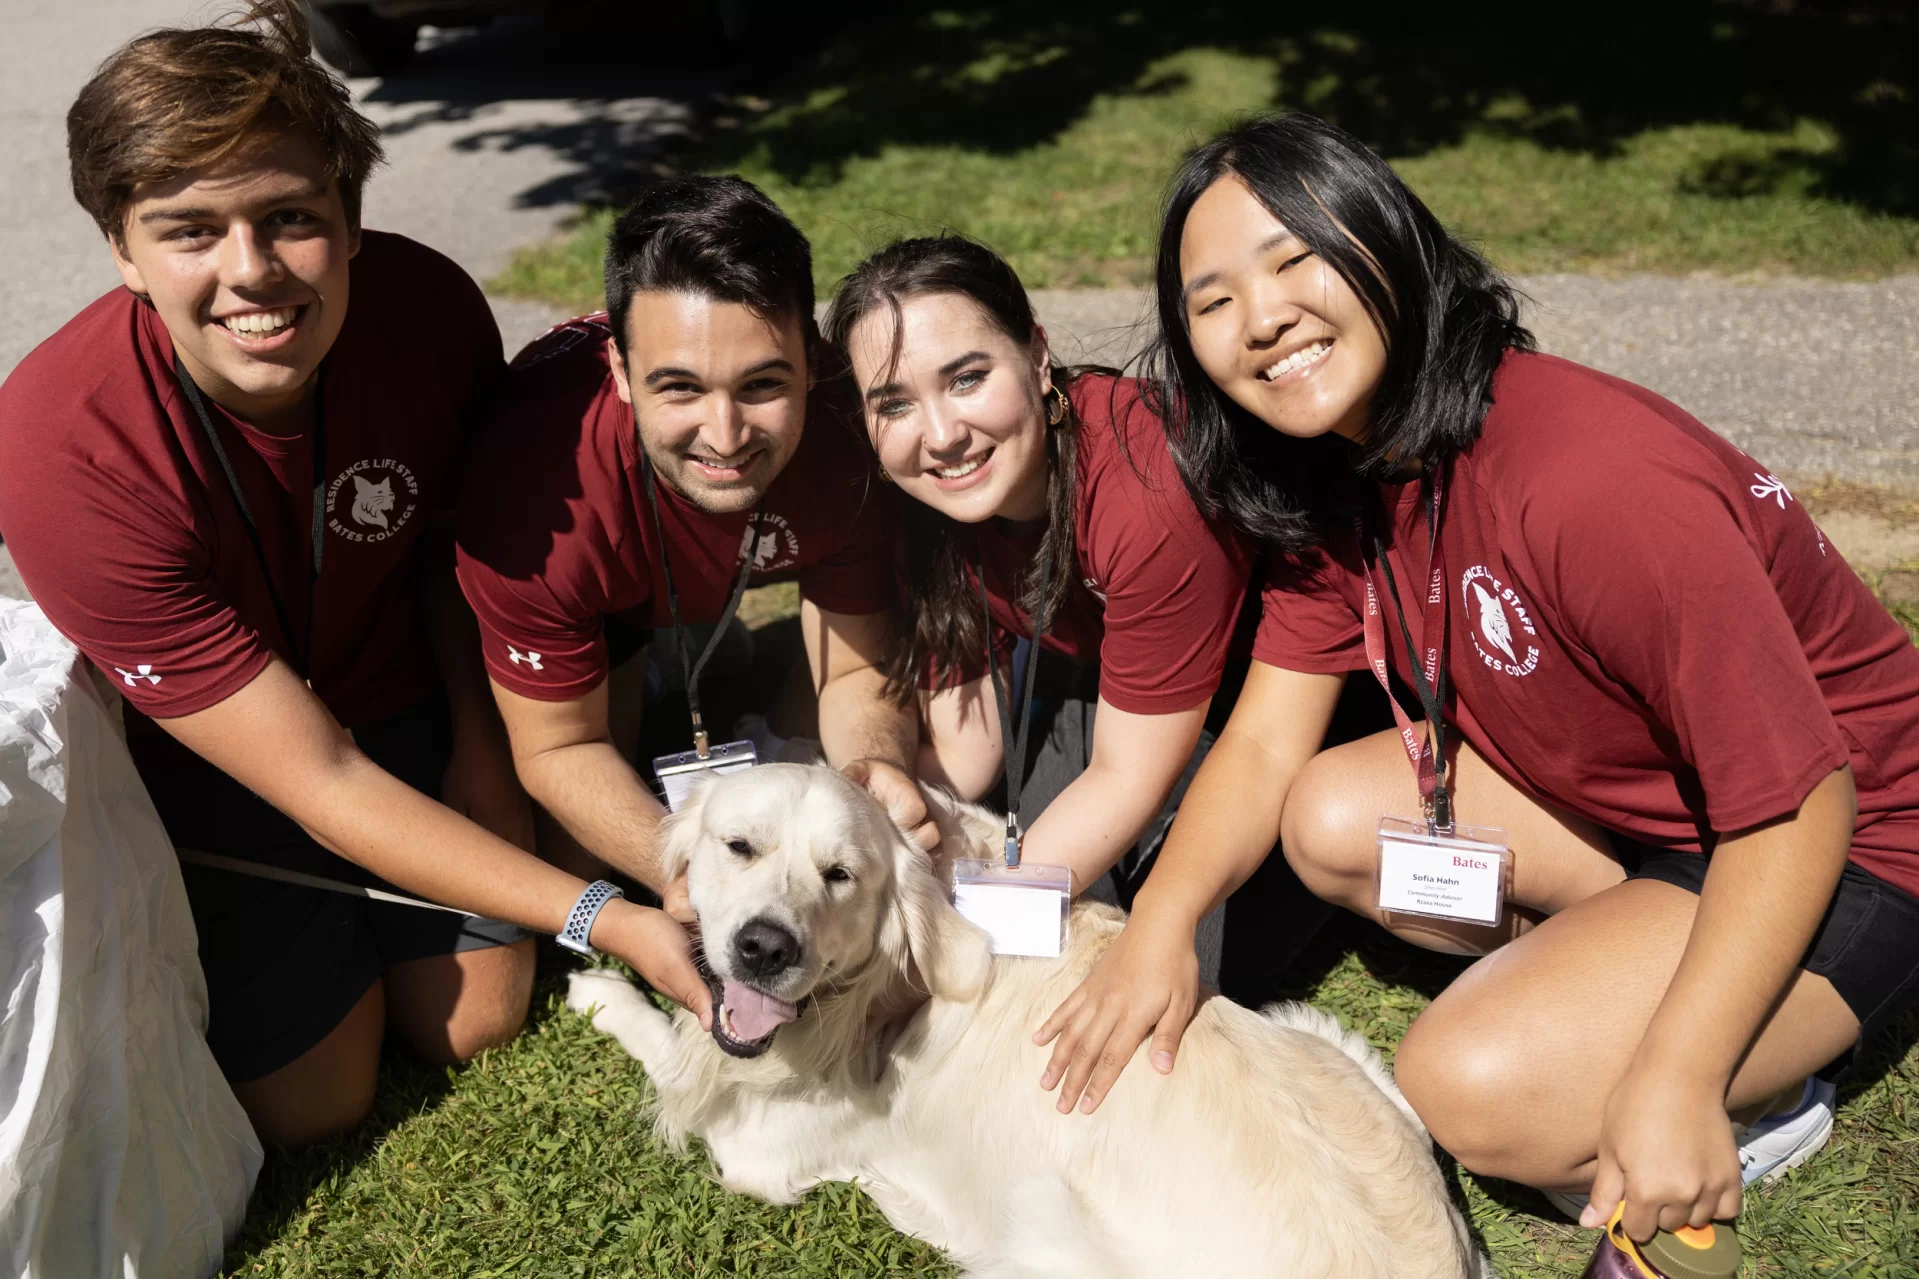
[725,838,754,858]
[823,865,853,885]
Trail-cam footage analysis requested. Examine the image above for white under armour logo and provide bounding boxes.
[1750,472,1794,508]
[508,646,544,672]
[114,664,161,686]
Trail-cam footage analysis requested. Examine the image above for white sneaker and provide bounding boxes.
[1737,1076,1836,1183]
[1537,1077,1836,1221]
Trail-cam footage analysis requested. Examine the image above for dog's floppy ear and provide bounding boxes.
[656,776,712,884]
[893,830,992,1003]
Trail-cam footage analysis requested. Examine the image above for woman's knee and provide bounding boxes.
[1394,1002,1536,1178]
[1279,752,1382,904]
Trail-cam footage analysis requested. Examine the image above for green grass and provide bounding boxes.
[490,2,1919,312]
[220,921,1919,1278]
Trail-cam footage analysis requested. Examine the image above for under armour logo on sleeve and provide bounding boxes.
[114,664,161,686]
[507,646,545,672]
[1750,473,1794,508]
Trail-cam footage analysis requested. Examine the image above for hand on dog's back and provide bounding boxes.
[1033,908,1202,1114]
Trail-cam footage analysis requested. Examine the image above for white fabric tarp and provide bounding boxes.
[0,599,260,1277]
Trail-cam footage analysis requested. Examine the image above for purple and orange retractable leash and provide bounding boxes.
[1580,1203,1741,1279]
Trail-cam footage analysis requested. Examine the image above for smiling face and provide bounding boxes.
[608,292,809,514]
[844,292,1053,525]
[112,131,357,432]
[1179,174,1388,444]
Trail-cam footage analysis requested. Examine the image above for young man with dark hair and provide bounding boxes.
[0,1,711,1148]
[456,177,928,986]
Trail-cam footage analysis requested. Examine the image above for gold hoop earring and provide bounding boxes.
[1046,384,1068,426]
[875,465,895,485]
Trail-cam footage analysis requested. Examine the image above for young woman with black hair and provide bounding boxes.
[1036,113,1919,1242]
[823,236,1334,986]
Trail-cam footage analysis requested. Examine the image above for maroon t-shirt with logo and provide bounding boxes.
[923,374,1254,716]
[0,232,503,746]
[455,313,900,702]
[1254,351,1919,897]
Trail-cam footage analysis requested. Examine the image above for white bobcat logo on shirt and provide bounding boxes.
[327,459,419,545]
[1460,566,1540,677]
[740,512,801,573]
[352,475,395,529]
[1470,581,1516,662]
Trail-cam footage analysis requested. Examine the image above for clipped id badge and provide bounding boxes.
[952,856,1071,958]
[950,554,1072,958]
[1375,816,1510,927]
[654,739,758,812]
[639,476,768,813]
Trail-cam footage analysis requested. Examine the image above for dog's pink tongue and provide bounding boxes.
[722,980,798,1041]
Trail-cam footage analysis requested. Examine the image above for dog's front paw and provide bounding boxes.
[566,968,638,1020]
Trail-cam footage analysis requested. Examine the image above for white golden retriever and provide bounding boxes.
[567,764,1482,1278]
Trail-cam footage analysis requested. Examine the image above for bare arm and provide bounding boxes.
[490,674,674,891]
[804,598,916,770]
[1590,764,1854,1238]
[1035,662,1348,1112]
[1021,696,1211,893]
[917,675,1004,801]
[803,597,936,848]
[159,658,712,1021]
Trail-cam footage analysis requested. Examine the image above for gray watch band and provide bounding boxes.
[557,880,625,956]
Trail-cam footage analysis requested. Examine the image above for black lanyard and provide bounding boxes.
[1360,472,1452,829]
[639,453,762,759]
[175,356,326,683]
[980,541,1053,867]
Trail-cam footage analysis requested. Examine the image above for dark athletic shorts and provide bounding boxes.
[167,695,528,1083]
[1615,836,1919,1063]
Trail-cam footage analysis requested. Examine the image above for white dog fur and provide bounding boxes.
[567,763,1483,1278]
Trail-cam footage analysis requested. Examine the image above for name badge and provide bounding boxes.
[653,740,758,812]
[1375,816,1509,926]
[950,858,1071,958]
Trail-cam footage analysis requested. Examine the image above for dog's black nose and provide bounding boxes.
[732,918,800,978]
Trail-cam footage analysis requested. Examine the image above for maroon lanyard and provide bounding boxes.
[1357,468,1453,830]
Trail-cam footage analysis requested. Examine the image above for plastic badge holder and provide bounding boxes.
[654,739,758,812]
[1375,815,1511,927]
[952,858,1071,958]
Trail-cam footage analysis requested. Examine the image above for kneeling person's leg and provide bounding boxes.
[1394,870,1864,1192]
[180,864,385,1149]
[1281,725,1626,953]
[375,905,535,1065]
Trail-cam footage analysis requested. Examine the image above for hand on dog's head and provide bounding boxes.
[658,764,993,1057]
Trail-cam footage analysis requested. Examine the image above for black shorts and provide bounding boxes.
[1615,837,1919,1062]
[165,695,528,1083]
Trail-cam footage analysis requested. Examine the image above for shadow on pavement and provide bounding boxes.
[353,5,853,211]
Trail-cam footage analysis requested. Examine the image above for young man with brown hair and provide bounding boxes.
[0,0,713,1148]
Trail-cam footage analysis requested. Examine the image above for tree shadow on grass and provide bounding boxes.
[698,0,1914,217]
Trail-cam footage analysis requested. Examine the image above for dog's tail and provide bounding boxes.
[1260,1003,1425,1133]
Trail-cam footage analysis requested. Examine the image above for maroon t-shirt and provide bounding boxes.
[0,232,503,737]
[1254,351,1919,896]
[924,374,1254,716]
[455,313,900,701]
